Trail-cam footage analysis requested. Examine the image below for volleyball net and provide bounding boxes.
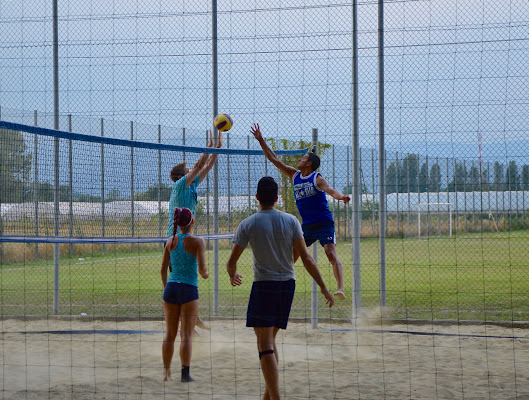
[0,119,316,319]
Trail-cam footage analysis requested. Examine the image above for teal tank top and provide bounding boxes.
[168,233,199,287]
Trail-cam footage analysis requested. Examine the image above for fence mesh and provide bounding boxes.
[1,0,529,398]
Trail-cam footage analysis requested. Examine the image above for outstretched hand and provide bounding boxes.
[250,123,263,142]
[216,130,223,149]
[207,130,214,148]
[342,195,351,204]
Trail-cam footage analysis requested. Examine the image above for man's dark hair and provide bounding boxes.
[170,162,187,182]
[307,152,320,171]
[256,176,278,207]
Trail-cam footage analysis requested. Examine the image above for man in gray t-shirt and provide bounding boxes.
[231,208,302,281]
[227,176,334,400]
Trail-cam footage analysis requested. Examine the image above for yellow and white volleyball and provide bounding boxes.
[214,113,233,132]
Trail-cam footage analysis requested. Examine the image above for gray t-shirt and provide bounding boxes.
[232,209,303,281]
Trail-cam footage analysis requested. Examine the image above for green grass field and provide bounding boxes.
[1,230,528,322]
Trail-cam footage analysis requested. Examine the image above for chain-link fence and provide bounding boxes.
[1,0,529,323]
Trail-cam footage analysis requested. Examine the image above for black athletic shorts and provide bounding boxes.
[246,279,296,330]
[163,282,199,305]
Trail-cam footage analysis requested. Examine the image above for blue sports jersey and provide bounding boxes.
[293,171,333,225]
[168,233,198,287]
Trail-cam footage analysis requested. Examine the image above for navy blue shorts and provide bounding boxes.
[246,280,296,330]
[302,221,336,247]
[163,282,199,305]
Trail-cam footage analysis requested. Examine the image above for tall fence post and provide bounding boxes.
[351,0,362,319]
[158,125,162,248]
[52,0,60,316]
[472,160,476,231]
[371,148,376,235]
[346,146,350,239]
[446,157,450,235]
[68,115,73,255]
[182,128,186,163]
[130,121,135,251]
[436,157,441,234]
[332,145,337,238]
[479,157,484,232]
[101,118,105,253]
[396,151,400,235]
[247,136,251,217]
[34,110,39,261]
[462,160,467,232]
[454,158,459,233]
[378,0,387,311]
[426,155,430,236]
[227,132,231,232]
[407,153,411,234]
[311,128,319,329]
[212,0,220,317]
[488,161,492,230]
[206,131,210,248]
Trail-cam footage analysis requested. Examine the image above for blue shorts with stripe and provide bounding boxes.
[302,220,336,247]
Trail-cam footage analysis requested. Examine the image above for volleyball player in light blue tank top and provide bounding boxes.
[166,130,223,237]
[168,232,199,287]
[165,131,222,332]
[251,123,351,300]
[161,207,209,383]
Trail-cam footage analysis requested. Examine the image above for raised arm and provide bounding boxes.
[293,236,334,307]
[186,130,214,186]
[250,123,297,179]
[226,243,245,286]
[198,131,223,183]
[316,175,351,203]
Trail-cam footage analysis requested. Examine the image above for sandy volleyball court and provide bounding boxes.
[1,317,529,399]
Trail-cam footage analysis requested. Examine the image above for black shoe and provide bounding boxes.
[181,374,195,382]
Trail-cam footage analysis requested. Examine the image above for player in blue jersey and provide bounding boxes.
[250,123,350,300]
[161,207,209,382]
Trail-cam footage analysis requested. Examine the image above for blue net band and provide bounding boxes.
[0,234,234,244]
[0,121,309,156]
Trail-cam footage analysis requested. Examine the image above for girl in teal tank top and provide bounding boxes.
[168,233,199,287]
[160,207,209,383]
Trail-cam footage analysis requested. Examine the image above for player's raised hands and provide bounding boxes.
[216,130,223,148]
[250,123,263,142]
[207,129,214,148]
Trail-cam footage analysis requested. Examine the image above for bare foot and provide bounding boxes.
[195,317,210,330]
[334,290,346,300]
[163,369,173,381]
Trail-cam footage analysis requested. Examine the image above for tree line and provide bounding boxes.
[384,154,529,194]
[2,130,529,204]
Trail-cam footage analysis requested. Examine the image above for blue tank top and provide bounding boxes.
[293,171,333,225]
[168,233,199,287]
